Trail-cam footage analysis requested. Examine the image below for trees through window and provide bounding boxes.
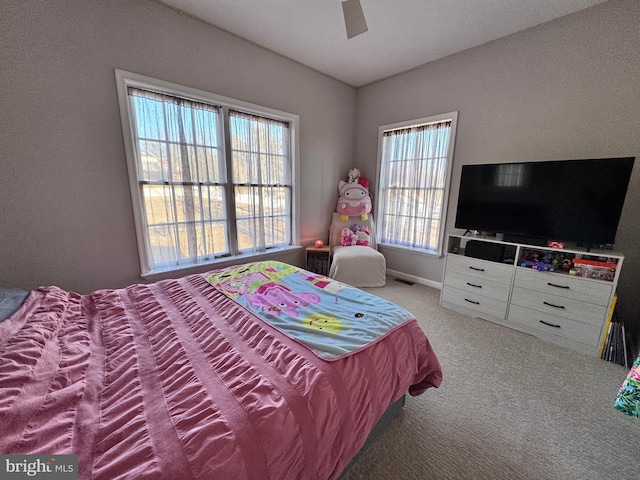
[116,71,297,275]
[377,112,458,254]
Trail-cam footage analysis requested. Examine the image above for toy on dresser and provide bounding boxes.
[518,248,556,271]
[572,256,618,281]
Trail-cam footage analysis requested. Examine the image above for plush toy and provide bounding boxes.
[348,168,361,183]
[350,224,370,246]
[340,227,357,246]
[355,226,371,246]
[336,169,372,221]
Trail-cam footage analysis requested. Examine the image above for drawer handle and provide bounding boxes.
[469,266,485,272]
[543,301,565,309]
[547,282,570,290]
[464,298,480,305]
[539,320,561,328]
[466,282,482,288]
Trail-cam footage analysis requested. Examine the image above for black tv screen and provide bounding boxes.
[454,157,635,246]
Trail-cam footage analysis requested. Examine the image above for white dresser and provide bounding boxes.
[441,254,513,321]
[440,234,623,356]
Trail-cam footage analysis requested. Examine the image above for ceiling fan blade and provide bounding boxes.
[342,0,368,39]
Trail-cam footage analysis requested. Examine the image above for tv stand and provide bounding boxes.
[440,234,623,357]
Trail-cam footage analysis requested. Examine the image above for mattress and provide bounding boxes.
[0,261,442,479]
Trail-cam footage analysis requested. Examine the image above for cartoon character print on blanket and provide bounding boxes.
[211,262,320,316]
[208,261,414,360]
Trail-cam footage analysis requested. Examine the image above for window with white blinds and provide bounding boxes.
[116,71,297,275]
[376,112,458,255]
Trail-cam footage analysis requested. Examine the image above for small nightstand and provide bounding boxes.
[306,246,331,276]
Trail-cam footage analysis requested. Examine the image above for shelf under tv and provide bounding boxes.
[440,233,624,357]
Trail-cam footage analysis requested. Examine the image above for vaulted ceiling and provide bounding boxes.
[159,0,607,87]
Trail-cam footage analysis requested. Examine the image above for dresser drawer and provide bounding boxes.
[441,287,508,320]
[446,255,514,284]
[510,286,607,326]
[507,305,602,346]
[443,270,511,302]
[513,268,612,305]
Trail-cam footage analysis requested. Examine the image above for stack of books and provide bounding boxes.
[599,295,629,368]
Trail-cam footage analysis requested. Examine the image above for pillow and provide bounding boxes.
[0,286,30,322]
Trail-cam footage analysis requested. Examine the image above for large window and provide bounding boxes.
[376,112,457,255]
[116,71,298,276]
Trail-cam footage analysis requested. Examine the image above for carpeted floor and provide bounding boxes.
[339,278,639,480]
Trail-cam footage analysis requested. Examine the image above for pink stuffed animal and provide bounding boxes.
[340,227,357,246]
[336,179,372,221]
[355,226,371,246]
[350,224,370,246]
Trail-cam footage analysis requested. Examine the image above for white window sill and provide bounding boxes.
[378,242,443,258]
[141,245,304,282]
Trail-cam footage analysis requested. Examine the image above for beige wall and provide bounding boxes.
[0,0,356,292]
[355,0,640,337]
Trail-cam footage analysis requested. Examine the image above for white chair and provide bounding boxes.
[328,212,386,287]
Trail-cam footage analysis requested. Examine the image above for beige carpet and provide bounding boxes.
[339,278,639,480]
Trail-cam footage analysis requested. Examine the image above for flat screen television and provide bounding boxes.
[454,157,635,248]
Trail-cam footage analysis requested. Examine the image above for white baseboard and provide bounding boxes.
[386,269,442,290]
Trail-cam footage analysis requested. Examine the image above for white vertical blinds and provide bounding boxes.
[379,120,452,252]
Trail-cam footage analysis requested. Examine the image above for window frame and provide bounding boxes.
[374,111,458,257]
[115,70,300,277]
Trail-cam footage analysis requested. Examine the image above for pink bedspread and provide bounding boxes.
[0,270,442,479]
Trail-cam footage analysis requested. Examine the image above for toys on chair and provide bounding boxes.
[351,224,370,246]
[336,167,372,221]
[340,227,358,246]
[340,224,371,247]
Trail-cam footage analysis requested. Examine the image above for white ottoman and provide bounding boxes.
[329,245,386,287]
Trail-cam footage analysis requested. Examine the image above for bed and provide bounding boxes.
[0,260,442,479]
